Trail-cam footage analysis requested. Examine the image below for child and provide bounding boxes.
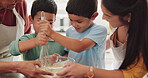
[39,0,107,68]
[9,0,67,60]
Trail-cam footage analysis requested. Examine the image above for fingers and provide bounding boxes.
[35,69,53,76]
[39,25,50,33]
[20,61,53,78]
[56,63,72,76]
[49,53,61,64]
[56,62,74,76]
[38,20,50,24]
[56,69,69,77]
[53,53,61,56]
[51,53,60,59]
[38,20,52,37]
[64,62,73,67]
[38,31,48,38]
[30,61,54,77]
[39,20,52,30]
[36,32,49,45]
[32,61,41,67]
[38,32,48,42]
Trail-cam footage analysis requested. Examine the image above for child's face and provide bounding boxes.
[30,11,56,33]
[68,14,94,33]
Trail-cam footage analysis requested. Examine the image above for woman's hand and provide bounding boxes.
[15,61,53,78]
[56,62,90,78]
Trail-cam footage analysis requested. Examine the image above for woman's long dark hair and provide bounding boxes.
[102,0,148,70]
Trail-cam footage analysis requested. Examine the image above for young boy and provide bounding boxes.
[39,0,107,68]
[9,0,66,60]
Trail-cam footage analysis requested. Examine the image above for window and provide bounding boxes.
[60,18,64,26]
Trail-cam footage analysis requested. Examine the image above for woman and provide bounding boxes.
[56,0,148,77]
[0,0,31,62]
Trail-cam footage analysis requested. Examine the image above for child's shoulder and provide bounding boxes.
[66,26,75,31]
[68,26,74,29]
[93,24,106,28]
[91,24,107,31]
[21,33,36,39]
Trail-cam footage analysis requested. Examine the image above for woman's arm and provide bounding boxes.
[56,62,124,78]
[0,62,17,74]
[57,54,147,78]
[0,61,53,78]
[93,67,124,78]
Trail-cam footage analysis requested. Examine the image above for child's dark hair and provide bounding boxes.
[66,0,98,19]
[31,0,57,19]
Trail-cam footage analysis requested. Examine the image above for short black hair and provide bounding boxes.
[66,0,98,19]
[31,0,57,19]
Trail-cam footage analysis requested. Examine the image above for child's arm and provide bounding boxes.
[18,38,36,52]
[50,32,95,52]
[39,21,95,53]
[19,32,48,52]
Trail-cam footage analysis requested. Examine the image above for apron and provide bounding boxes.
[0,8,24,78]
[110,40,126,69]
[109,28,126,69]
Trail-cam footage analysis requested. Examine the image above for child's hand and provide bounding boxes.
[39,20,53,37]
[35,32,49,46]
[50,53,61,59]
[50,53,61,63]
[41,53,60,65]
